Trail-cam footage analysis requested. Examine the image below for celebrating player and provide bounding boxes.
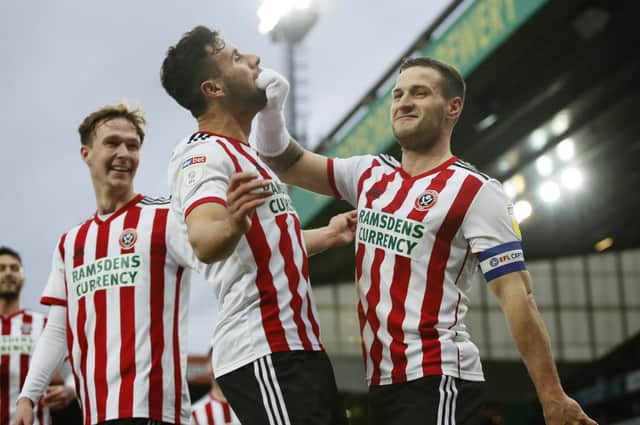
[161,26,353,425]
[253,58,598,425]
[13,103,196,425]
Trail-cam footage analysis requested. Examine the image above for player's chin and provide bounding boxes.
[392,125,415,141]
[108,174,134,187]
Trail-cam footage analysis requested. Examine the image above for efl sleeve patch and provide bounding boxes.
[477,241,526,282]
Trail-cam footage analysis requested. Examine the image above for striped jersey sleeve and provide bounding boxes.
[169,139,233,218]
[328,154,396,207]
[461,179,526,282]
[41,233,70,306]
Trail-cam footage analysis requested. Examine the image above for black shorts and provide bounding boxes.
[367,375,486,425]
[217,350,348,425]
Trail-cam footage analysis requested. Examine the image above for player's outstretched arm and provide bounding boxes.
[302,210,357,256]
[186,172,272,263]
[489,271,598,425]
[14,306,68,425]
[255,69,334,196]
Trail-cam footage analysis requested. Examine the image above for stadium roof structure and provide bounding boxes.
[291,0,640,285]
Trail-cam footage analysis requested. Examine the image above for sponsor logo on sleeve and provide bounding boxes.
[181,155,207,169]
[480,249,524,273]
[182,166,204,187]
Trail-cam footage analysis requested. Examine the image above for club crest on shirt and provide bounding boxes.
[414,189,438,211]
[119,228,138,250]
[21,323,32,335]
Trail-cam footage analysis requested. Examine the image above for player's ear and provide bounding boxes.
[200,79,225,100]
[447,96,463,121]
[80,145,91,165]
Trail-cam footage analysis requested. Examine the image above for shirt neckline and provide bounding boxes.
[93,194,144,225]
[396,156,458,180]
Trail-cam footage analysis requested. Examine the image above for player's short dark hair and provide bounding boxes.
[399,57,466,102]
[161,26,225,118]
[78,101,146,146]
[0,246,22,265]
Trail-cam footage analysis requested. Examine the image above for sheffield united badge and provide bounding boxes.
[119,228,138,250]
[414,189,438,211]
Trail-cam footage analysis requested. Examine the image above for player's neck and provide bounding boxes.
[197,108,252,146]
[0,298,20,317]
[94,187,138,215]
[401,143,453,177]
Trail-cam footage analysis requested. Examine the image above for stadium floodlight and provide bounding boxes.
[258,0,314,35]
[561,167,583,190]
[539,180,560,203]
[513,200,532,223]
[475,113,498,132]
[556,138,575,161]
[503,180,517,199]
[257,0,318,143]
[503,174,526,199]
[529,128,548,151]
[550,111,571,136]
[535,155,553,177]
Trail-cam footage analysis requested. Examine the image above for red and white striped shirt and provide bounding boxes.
[190,393,240,425]
[168,132,323,378]
[329,155,526,386]
[1,310,49,425]
[41,195,195,425]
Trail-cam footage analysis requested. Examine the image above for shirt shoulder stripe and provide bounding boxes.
[452,160,490,181]
[377,153,400,169]
[188,132,214,144]
[140,196,171,206]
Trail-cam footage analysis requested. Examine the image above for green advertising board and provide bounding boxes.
[291,0,548,225]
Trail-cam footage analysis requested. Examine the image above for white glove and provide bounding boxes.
[256,68,290,111]
[255,68,291,157]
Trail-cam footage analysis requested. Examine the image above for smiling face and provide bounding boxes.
[390,66,462,152]
[0,254,24,301]
[81,117,141,195]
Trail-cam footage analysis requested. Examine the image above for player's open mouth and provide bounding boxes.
[110,166,131,172]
